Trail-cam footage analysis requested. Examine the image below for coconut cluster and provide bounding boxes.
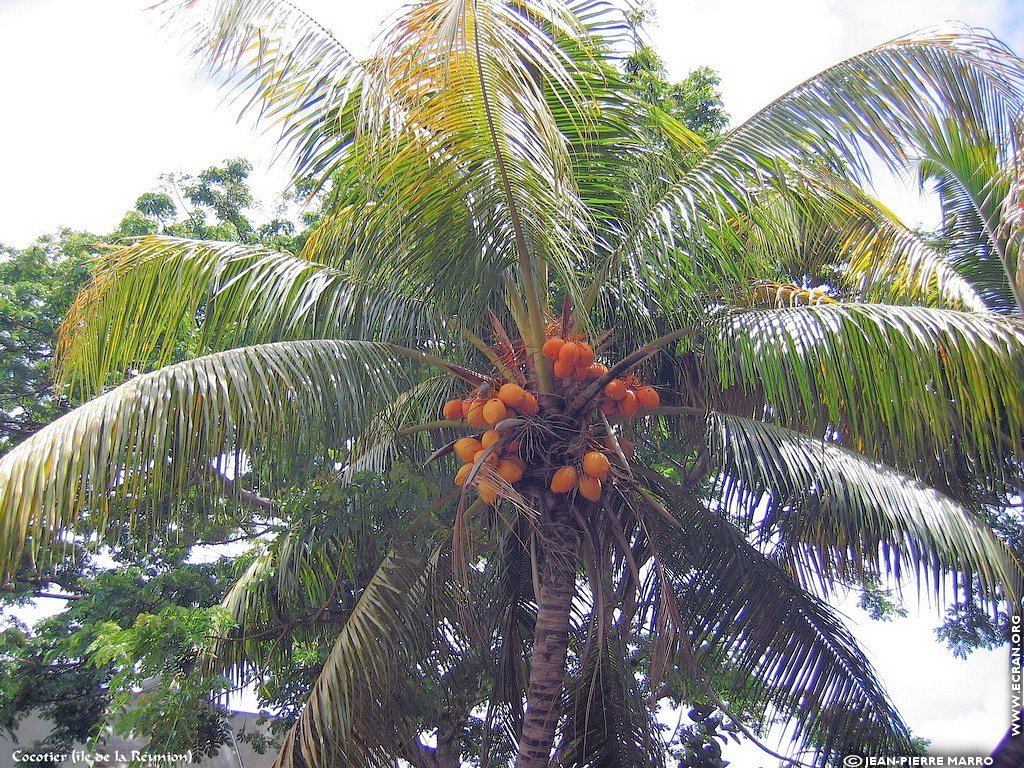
[441,326,661,508]
[443,382,534,505]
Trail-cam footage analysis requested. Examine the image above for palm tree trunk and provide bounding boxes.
[514,517,578,768]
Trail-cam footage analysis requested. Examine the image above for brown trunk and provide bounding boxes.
[514,516,578,768]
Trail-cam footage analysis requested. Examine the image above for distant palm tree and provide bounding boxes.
[3,1,1024,765]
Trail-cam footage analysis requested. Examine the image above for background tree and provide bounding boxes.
[0,232,94,452]
[0,158,310,759]
[624,7,728,141]
[3,3,1024,768]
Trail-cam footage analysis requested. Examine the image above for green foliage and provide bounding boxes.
[0,232,94,451]
[135,192,178,223]
[671,705,739,768]
[623,8,728,140]
[87,605,235,760]
[857,579,909,622]
[179,158,256,243]
[0,559,238,756]
[625,48,729,140]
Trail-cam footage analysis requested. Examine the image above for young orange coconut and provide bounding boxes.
[550,466,578,494]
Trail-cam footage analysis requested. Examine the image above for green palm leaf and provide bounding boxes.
[715,26,1024,177]
[916,116,1022,312]
[213,521,393,685]
[729,170,987,310]
[346,375,464,476]
[706,413,1024,604]
[272,543,446,768]
[558,621,663,768]
[704,303,1024,490]
[57,237,442,395]
[841,209,988,310]
[600,28,1024,327]
[0,340,414,579]
[649,496,913,760]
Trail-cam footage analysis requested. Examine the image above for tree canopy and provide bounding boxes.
[3,2,1024,767]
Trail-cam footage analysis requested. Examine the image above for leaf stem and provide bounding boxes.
[569,325,696,414]
[470,0,550,390]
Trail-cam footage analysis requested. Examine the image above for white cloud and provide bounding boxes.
[0,0,404,246]
[648,0,1017,122]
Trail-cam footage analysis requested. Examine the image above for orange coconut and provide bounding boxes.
[604,379,627,401]
[553,359,574,379]
[619,389,640,418]
[582,450,611,480]
[478,482,498,504]
[465,400,487,428]
[578,475,602,502]
[497,458,524,483]
[498,382,527,407]
[518,392,539,415]
[481,429,502,448]
[558,342,580,365]
[454,437,483,463]
[473,449,499,466]
[635,386,660,409]
[483,398,508,425]
[454,463,473,487]
[443,399,464,420]
[542,337,565,359]
[577,341,595,368]
[550,466,578,494]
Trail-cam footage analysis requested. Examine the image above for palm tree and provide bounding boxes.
[4,1,1024,765]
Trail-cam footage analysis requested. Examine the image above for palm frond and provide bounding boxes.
[726,169,987,310]
[702,25,1024,182]
[598,28,1024,329]
[647,493,914,761]
[155,0,370,184]
[346,375,462,476]
[361,0,604,347]
[56,237,441,395]
[703,303,1024,490]
[558,621,664,768]
[916,116,1022,312]
[213,522,391,684]
[272,543,447,768]
[841,209,988,310]
[0,340,413,579]
[706,413,1024,605]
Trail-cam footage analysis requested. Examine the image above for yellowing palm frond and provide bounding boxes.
[57,237,442,395]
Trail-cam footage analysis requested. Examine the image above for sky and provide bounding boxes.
[1,0,1023,762]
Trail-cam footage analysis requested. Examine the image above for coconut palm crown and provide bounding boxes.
[4,1,1024,766]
